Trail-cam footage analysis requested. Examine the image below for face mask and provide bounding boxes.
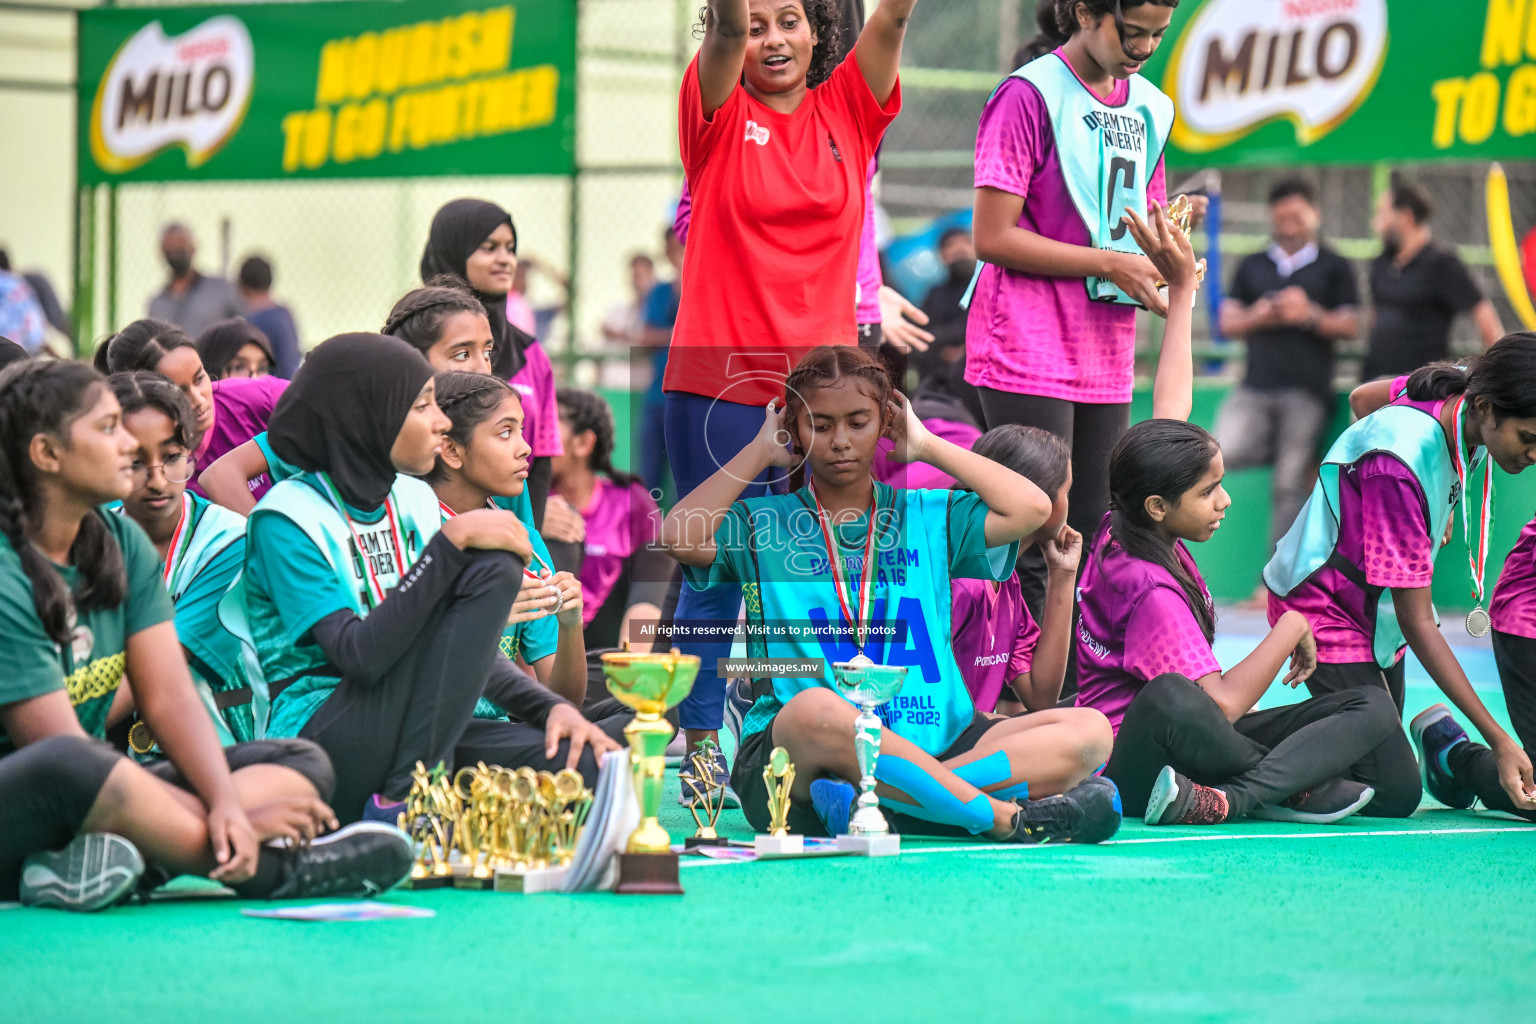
[165,251,193,276]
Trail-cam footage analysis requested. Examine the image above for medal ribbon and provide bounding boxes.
[438,498,553,580]
[1452,396,1494,605]
[317,473,405,609]
[810,481,881,655]
[162,492,195,592]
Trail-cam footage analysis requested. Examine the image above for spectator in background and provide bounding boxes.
[1215,178,1359,580]
[237,255,302,378]
[147,223,243,339]
[636,227,685,494]
[0,249,71,347]
[601,254,656,344]
[0,337,29,369]
[0,258,48,357]
[197,318,275,380]
[917,226,977,376]
[1362,176,1503,381]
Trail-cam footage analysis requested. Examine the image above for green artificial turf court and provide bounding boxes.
[6,658,1536,1022]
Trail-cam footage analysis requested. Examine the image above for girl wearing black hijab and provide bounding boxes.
[196,319,275,380]
[420,199,562,531]
[237,333,617,823]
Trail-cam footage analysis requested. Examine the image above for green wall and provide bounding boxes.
[599,383,1534,610]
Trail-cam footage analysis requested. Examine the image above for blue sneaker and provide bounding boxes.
[1010,776,1123,844]
[723,678,754,746]
[678,743,741,809]
[21,833,144,912]
[1410,704,1476,809]
[810,778,856,837]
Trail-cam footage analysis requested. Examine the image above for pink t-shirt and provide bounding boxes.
[951,573,1040,713]
[577,476,662,625]
[506,292,537,337]
[965,55,1167,405]
[1075,520,1220,734]
[872,418,983,490]
[674,157,884,325]
[189,376,288,498]
[1268,387,1444,664]
[1490,517,1536,640]
[509,340,563,458]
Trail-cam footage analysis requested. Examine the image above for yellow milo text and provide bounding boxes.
[1429,0,1536,147]
[280,6,559,173]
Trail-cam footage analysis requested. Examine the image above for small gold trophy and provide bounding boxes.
[683,738,731,850]
[601,645,700,894]
[1152,194,1209,290]
[493,766,593,893]
[401,762,454,889]
[753,746,803,856]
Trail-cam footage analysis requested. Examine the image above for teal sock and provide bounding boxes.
[877,755,993,834]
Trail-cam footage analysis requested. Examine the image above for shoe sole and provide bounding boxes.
[1143,766,1180,826]
[21,833,145,912]
[1248,786,1376,825]
[1409,703,1475,810]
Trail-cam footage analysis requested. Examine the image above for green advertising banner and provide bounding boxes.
[1143,0,1536,167]
[77,0,576,184]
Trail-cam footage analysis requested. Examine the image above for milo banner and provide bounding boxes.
[77,0,576,184]
[1144,0,1536,167]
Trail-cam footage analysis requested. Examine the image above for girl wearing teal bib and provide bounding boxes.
[0,360,411,908]
[110,372,253,747]
[239,334,617,824]
[664,345,1122,844]
[198,279,495,515]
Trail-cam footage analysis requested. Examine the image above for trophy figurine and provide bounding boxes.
[683,738,731,849]
[1152,194,1209,293]
[401,761,454,888]
[494,767,591,893]
[754,746,802,856]
[831,659,907,857]
[601,646,700,894]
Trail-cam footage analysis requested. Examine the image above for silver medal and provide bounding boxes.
[1466,606,1492,638]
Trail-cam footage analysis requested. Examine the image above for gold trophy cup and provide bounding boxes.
[601,646,700,894]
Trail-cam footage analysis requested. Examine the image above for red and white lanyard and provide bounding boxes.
[162,493,195,592]
[438,498,552,580]
[1451,396,1493,607]
[809,480,881,657]
[317,473,406,609]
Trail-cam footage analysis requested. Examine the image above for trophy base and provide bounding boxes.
[493,866,568,894]
[404,873,453,890]
[453,874,495,891]
[753,834,804,856]
[614,852,684,894]
[837,833,901,857]
[683,835,732,851]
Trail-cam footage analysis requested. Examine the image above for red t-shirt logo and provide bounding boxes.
[743,119,771,146]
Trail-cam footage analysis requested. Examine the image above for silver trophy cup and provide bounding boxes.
[831,660,907,855]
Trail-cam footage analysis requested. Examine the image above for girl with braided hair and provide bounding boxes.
[198,279,498,514]
[552,388,672,653]
[662,344,1122,845]
[427,372,604,725]
[0,360,412,910]
[97,319,286,499]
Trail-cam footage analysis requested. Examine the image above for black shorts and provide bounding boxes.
[142,739,336,803]
[731,710,999,836]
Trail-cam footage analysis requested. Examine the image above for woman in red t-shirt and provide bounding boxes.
[666,0,916,802]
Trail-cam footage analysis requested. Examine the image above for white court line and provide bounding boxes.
[675,824,1536,867]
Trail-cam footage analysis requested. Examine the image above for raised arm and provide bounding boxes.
[1124,203,1196,421]
[854,0,919,106]
[698,0,751,117]
[888,396,1051,547]
[661,400,795,567]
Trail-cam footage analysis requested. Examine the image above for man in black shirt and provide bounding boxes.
[1362,177,1503,381]
[1215,178,1360,563]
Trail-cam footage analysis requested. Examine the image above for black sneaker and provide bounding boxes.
[1410,704,1476,809]
[1144,766,1230,826]
[21,833,144,912]
[1008,776,1123,844]
[1249,778,1376,824]
[266,822,413,900]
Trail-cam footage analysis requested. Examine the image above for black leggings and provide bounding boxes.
[1304,660,1424,816]
[1442,632,1536,821]
[1105,673,1410,818]
[0,736,123,900]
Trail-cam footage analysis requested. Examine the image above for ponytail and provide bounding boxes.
[1014,1,1070,67]
[97,318,194,376]
[0,361,126,645]
[1406,332,1536,420]
[1104,419,1218,644]
[556,387,639,489]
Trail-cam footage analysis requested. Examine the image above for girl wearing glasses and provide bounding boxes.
[109,372,253,749]
[196,320,275,381]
